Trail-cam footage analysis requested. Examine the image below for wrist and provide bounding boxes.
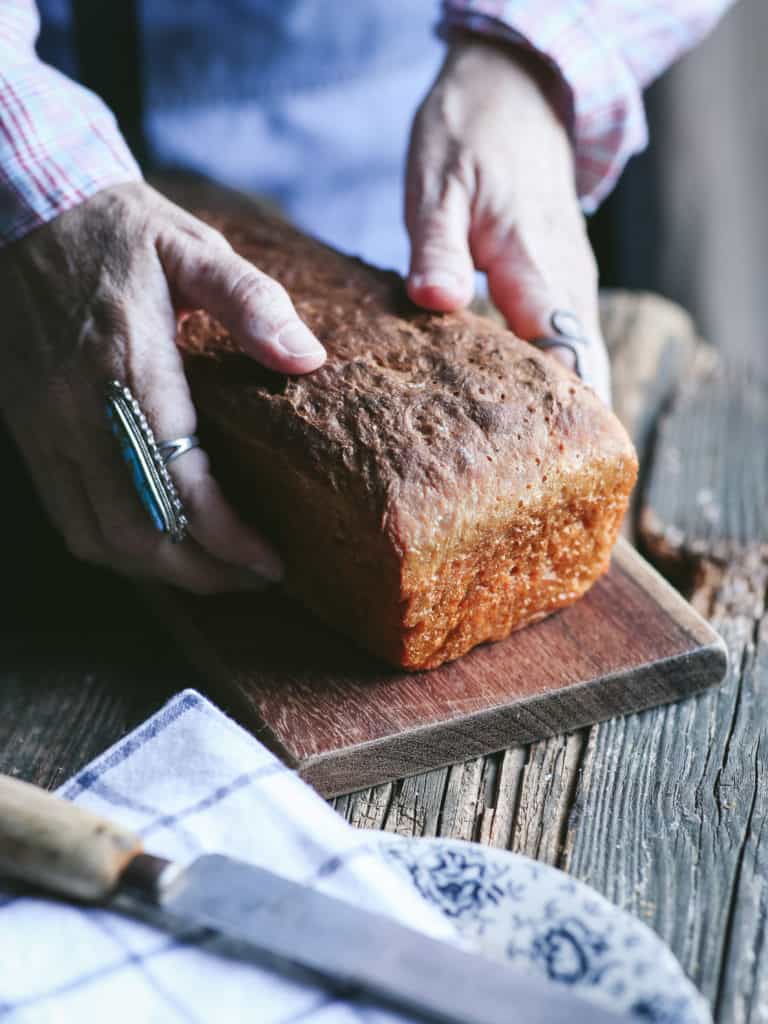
[443,31,574,143]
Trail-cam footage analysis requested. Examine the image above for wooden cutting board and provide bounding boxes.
[145,538,726,797]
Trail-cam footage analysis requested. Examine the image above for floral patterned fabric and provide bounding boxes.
[381,836,712,1024]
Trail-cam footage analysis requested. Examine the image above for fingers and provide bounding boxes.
[126,323,285,581]
[168,448,283,581]
[75,452,281,593]
[11,429,272,594]
[67,252,287,588]
[482,232,612,406]
[405,159,475,312]
[157,224,326,375]
[113,536,276,596]
[484,233,561,341]
[404,132,611,404]
[2,183,292,597]
[75,425,284,592]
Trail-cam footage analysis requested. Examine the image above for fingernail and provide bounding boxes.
[410,271,466,294]
[250,549,284,583]
[275,322,325,358]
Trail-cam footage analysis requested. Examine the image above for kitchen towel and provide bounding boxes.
[0,689,457,1023]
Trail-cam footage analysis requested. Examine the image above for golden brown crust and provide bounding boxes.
[178,211,638,669]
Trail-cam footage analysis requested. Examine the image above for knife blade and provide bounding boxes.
[0,774,633,1024]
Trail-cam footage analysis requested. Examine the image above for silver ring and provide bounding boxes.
[105,381,189,543]
[531,311,591,386]
[157,435,201,465]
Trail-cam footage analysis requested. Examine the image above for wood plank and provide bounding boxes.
[564,353,768,1022]
[599,289,697,456]
[383,768,449,838]
[565,557,767,1013]
[146,537,725,796]
[641,352,768,565]
[510,731,587,865]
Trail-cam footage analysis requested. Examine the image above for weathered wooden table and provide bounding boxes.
[1,290,764,1022]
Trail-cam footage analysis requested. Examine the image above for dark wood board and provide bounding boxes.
[145,538,727,796]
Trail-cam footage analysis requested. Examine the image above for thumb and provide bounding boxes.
[158,226,326,375]
[406,174,475,312]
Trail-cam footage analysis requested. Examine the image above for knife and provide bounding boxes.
[0,774,633,1024]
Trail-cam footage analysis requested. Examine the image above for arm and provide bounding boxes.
[0,0,140,243]
[405,36,612,403]
[442,0,737,210]
[403,1,734,403]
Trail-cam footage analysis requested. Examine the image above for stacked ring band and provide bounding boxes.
[105,380,194,543]
[531,311,591,386]
[157,436,201,465]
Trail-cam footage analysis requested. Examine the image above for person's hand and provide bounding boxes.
[0,181,326,592]
[405,36,611,404]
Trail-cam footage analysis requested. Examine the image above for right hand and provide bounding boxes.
[405,37,611,405]
[0,181,326,593]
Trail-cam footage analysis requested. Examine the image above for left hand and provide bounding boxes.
[405,36,611,404]
[0,183,326,593]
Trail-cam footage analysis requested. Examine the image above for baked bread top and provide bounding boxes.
[178,212,635,564]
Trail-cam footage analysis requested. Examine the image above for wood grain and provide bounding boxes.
[641,350,768,565]
[564,559,767,1017]
[145,535,725,796]
[0,774,142,901]
[556,351,768,1024]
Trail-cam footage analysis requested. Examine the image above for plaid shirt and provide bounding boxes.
[0,0,139,244]
[443,0,737,210]
[0,0,735,245]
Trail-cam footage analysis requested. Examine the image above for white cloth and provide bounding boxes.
[0,689,457,1023]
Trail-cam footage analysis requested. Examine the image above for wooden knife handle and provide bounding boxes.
[0,774,143,902]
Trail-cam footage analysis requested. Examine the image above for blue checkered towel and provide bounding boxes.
[0,690,456,1022]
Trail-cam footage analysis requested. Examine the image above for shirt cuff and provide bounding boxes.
[440,3,648,212]
[0,59,142,246]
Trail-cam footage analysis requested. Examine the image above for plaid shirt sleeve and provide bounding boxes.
[442,0,737,211]
[0,0,141,246]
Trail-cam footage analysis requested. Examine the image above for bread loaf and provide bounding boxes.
[177,211,638,670]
